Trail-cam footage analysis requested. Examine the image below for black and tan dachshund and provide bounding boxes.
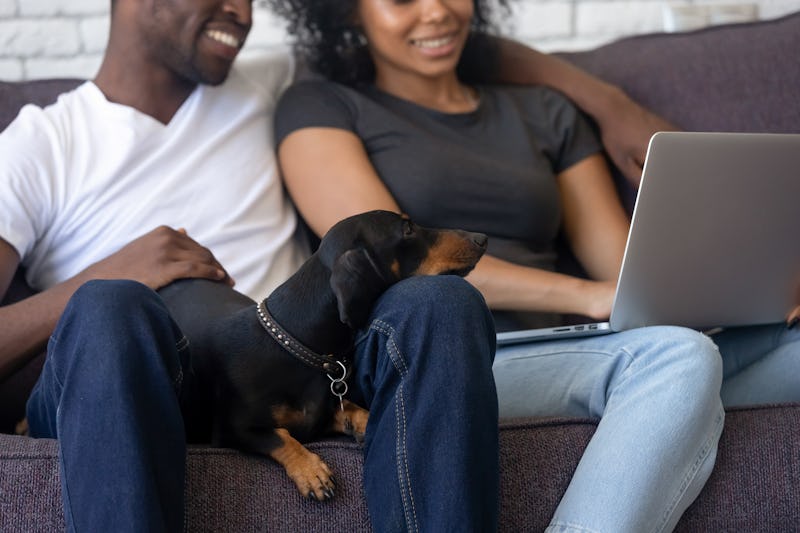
[158,210,488,500]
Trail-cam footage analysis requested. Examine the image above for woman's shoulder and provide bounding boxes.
[276,79,394,127]
[274,80,378,143]
[279,78,364,107]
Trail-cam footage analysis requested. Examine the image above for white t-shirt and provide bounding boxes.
[0,48,309,300]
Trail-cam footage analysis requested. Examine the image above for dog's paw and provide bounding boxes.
[343,418,366,443]
[334,400,369,443]
[287,450,337,501]
[15,418,29,436]
[270,428,337,501]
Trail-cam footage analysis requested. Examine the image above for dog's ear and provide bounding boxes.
[330,248,390,329]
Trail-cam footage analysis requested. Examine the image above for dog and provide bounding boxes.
[158,210,488,500]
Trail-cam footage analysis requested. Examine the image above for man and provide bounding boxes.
[0,0,672,530]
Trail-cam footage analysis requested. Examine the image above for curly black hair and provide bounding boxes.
[266,0,508,86]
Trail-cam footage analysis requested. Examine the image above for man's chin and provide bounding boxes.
[202,74,230,86]
[184,61,234,87]
[198,67,232,86]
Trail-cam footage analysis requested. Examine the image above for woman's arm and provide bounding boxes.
[277,128,400,236]
[278,129,623,319]
[467,154,629,319]
[557,154,629,282]
[492,37,676,186]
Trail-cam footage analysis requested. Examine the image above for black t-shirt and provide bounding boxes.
[275,80,602,330]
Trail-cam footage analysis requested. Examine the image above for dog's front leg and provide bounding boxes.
[332,400,369,443]
[269,427,337,501]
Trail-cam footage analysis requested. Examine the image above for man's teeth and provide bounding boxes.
[412,36,454,48]
[206,30,239,48]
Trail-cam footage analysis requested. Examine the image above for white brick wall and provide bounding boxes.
[0,0,798,81]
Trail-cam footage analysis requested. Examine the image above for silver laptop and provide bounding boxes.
[497,131,800,346]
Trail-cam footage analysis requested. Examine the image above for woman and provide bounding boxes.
[270,1,796,531]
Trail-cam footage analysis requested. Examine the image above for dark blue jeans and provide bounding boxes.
[27,276,498,532]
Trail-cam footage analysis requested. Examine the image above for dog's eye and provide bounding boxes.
[402,220,415,237]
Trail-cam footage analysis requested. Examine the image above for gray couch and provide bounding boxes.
[1,12,799,532]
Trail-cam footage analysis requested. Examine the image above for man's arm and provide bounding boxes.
[492,37,677,186]
[0,227,233,382]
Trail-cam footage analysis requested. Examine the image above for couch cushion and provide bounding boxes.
[3,406,800,531]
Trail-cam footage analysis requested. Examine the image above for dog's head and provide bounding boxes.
[316,210,487,328]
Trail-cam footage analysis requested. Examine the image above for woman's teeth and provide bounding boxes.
[412,35,454,49]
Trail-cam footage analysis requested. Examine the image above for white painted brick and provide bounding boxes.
[577,1,666,36]
[80,16,110,53]
[1,0,794,81]
[754,0,800,19]
[528,34,618,53]
[0,19,81,57]
[506,2,573,40]
[25,54,101,80]
[0,0,16,17]
[244,9,290,50]
[0,58,24,81]
[21,0,108,17]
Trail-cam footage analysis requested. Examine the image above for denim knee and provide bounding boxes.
[69,279,158,316]
[647,326,723,391]
[364,275,496,390]
[58,279,184,387]
[381,275,491,327]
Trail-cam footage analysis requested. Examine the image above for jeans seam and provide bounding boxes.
[546,522,603,533]
[51,335,75,532]
[654,406,725,533]
[370,319,419,533]
[497,346,635,366]
[48,335,66,391]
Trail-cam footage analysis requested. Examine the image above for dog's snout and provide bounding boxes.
[471,233,488,249]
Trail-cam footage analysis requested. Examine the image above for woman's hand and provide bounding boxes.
[578,279,617,320]
[787,306,800,328]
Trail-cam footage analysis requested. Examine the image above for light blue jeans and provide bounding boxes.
[712,323,800,407]
[493,326,725,533]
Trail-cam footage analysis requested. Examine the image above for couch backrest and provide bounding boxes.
[560,11,800,133]
[0,79,82,132]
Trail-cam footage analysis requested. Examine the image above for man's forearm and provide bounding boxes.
[488,36,678,185]
[0,284,80,381]
[492,36,624,123]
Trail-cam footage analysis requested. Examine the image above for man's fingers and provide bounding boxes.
[607,148,643,188]
[623,156,643,188]
[168,261,232,285]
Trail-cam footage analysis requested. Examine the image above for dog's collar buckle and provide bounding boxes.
[256,300,349,382]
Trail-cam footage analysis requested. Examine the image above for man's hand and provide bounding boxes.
[489,38,678,188]
[79,226,233,290]
[597,89,678,187]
